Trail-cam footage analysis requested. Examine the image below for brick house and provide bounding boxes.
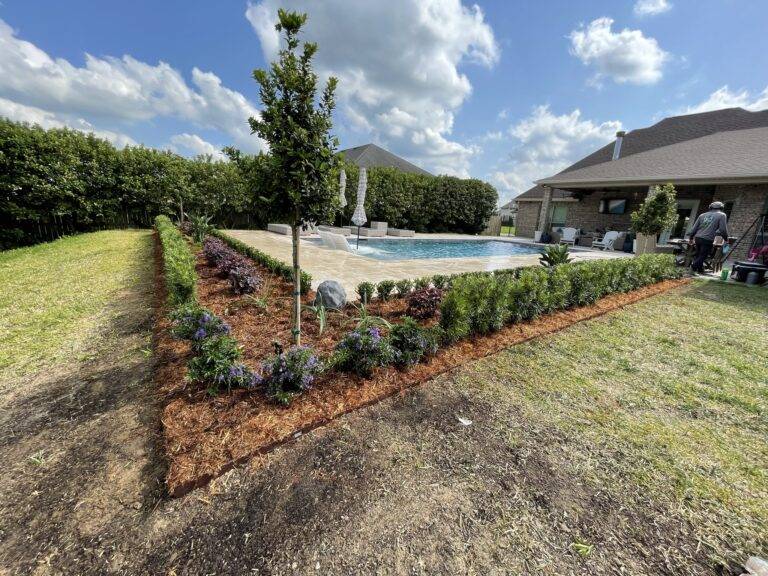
[514,108,768,259]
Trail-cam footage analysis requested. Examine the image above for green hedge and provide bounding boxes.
[337,163,498,234]
[440,254,681,342]
[210,229,312,295]
[155,215,197,306]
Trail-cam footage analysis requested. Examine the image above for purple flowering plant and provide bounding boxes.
[260,342,323,405]
[170,303,230,349]
[334,326,394,377]
[186,334,260,395]
[228,265,262,295]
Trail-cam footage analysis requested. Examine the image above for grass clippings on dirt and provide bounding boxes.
[155,239,689,496]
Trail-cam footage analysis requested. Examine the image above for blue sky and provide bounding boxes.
[1,0,767,204]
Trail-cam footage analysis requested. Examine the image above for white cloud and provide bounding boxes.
[634,0,672,17]
[0,18,264,152]
[245,0,499,176]
[569,17,669,85]
[684,85,768,114]
[490,106,621,202]
[0,96,136,147]
[169,133,226,160]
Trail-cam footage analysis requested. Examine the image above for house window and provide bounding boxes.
[549,204,568,228]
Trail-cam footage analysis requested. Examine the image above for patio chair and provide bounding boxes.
[558,227,579,246]
[592,231,620,250]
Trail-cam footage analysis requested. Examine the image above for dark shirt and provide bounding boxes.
[689,210,728,241]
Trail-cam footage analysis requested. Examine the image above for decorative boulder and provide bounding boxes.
[314,280,347,310]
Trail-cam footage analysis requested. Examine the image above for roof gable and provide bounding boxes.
[339,143,432,175]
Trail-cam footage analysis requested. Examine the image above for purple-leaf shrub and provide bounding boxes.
[406,287,444,320]
[228,265,262,295]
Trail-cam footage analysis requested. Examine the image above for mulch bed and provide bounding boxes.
[153,235,690,497]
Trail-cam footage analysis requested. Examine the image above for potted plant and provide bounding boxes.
[630,183,678,255]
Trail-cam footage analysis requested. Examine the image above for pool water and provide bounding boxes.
[310,238,542,260]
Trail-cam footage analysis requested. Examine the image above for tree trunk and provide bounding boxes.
[291,223,301,346]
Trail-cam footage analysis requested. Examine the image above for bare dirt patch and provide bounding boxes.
[156,240,690,496]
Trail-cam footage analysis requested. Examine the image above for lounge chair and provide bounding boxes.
[558,227,579,246]
[592,231,620,250]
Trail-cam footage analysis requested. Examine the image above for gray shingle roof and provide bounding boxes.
[537,126,768,187]
[339,143,431,175]
[518,107,768,199]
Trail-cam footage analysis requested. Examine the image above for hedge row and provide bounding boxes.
[210,229,312,295]
[2,119,499,249]
[155,215,197,306]
[337,163,497,234]
[440,254,682,341]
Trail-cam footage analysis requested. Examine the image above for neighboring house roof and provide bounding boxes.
[339,143,432,175]
[518,107,768,199]
[499,199,518,210]
[537,126,768,188]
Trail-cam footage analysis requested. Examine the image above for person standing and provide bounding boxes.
[688,201,729,274]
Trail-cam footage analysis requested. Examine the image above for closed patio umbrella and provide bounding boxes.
[338,169,347,209]
[351,167,367,249]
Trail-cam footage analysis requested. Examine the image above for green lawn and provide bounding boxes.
[0,230,154,382]
[500,225,516,236]
[458,280,767,569]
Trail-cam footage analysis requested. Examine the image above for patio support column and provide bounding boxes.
[537,186,553,232]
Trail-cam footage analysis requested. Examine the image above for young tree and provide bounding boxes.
[631,183,678,235]
[249,9,339,345]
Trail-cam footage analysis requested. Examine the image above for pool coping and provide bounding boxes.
[223,230,631,297]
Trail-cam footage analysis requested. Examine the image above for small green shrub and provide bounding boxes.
[395,278,414,297]
[356,281,375,304]
[155,215,197,306]
[333,326,394,377]
[390,317,439,367]
[539,244,572,267]
[431,274,448,289]
[376,279,396,301]
[186,214,212,243]
[414,276,431,290]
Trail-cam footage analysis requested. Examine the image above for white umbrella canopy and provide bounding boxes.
[351,167,367,227]
[338,169,347,209]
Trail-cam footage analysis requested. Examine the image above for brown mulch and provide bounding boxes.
[154,237,690,497]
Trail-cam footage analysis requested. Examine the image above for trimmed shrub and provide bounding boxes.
[209,229,312,294]
[334,326,394,377]
[395,278,414,298]
[356,281,375,304]
[414,276,431,290]
[260,344,322,405]
[390,317,439,367]
[441,254,680,340]
[228,265,262,295]
[155,215,197,306]
[431,274,448,289]
[376,279,396,301]
[406,287,444,320]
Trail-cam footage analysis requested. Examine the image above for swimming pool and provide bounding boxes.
[309,238,543,261]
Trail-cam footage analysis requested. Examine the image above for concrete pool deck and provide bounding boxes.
[224,230,632,296]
